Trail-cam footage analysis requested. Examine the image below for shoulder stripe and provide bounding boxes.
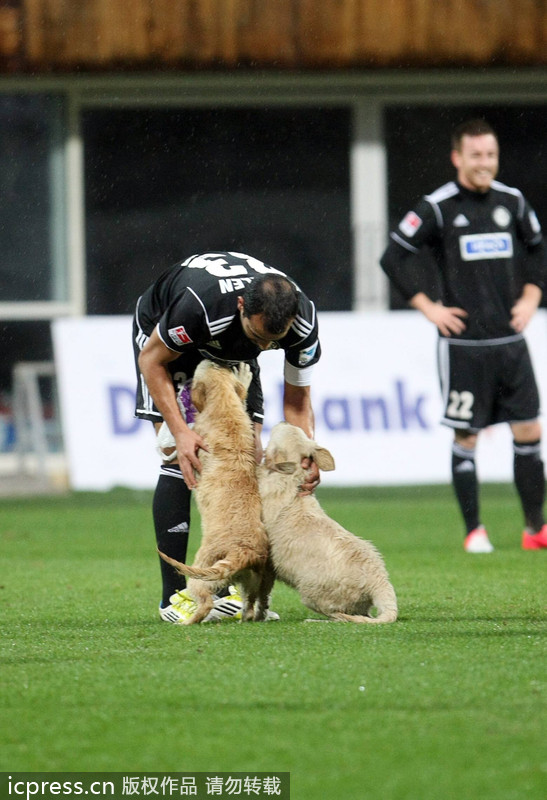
[491,180,522,199]
[424,182,458,229]
[491,180,525,216]
[425,182,459,204]
[292,317,313,338]
[291,301,316,339]
[209,316,235,335]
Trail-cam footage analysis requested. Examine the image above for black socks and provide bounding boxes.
[513,440,545,533]
[153,464,191,607]
[452,441,479,535]
[452,438,546,536]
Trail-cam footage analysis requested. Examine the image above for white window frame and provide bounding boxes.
[0,69,544,319]
[0,90,86,320]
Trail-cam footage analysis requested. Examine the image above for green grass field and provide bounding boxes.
[1,485,545,799]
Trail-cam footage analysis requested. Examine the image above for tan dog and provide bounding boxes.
[257,422,398,623]
[159,360,270,624]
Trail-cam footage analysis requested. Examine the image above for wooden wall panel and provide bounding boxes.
[0,8,20,55]
[294,0,547,66]
[2,0,546,72]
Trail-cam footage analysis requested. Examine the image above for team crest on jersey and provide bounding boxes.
[298,342,318,366]
[492,206,511,227]
[399,211,423,237]
[168,325,193,345]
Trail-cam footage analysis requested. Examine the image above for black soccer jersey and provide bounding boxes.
[135,252,321,380]
[381,181,547,340]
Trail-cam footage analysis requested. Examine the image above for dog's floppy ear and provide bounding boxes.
[191,380,206,412]
[313,445,335,472]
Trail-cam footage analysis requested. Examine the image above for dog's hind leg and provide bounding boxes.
[238,570,264,622]
[253,562,275,622]
[237,580,255,622]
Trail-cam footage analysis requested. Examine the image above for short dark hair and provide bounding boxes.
[451,119,498,151]
[243,274,299,335]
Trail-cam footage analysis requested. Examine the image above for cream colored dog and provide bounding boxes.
[159,360,270,624]
[258,422,398,623]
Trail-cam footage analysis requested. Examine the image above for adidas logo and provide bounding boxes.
[455,460,475,473]
[167,522,189,533]
[453,214,470,227]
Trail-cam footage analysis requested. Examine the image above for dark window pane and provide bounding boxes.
[0,95,66,301]
[83,107,351,313]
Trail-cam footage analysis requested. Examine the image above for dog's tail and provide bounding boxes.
[158,550,233,581]
[370,584,398,623]
[331,583,398,624]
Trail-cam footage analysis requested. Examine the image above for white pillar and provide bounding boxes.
[351,102,388,310]
[65,90,87,315]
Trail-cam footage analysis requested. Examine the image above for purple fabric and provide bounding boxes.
[179,381,197,424]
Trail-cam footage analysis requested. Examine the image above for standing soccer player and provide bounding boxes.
[133,252,321,621]
[380,119,547,552]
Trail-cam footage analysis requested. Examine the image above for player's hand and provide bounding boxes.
[426,303,468,337]
[175,429,209,489]
[510,296,537,333]
[298,457,320,495]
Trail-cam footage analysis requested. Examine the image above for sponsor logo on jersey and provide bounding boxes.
[168,325,193,345]
[453,213,470,227]
[399,211,423,237]
[492,206,511,227]
[298,341,318,366]
[459,232,513,261]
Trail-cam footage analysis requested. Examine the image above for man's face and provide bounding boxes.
[237,297,293,350]
[451,133,499,193]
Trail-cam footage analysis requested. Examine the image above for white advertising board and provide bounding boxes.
[52,311,547,490]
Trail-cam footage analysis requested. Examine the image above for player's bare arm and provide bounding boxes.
[283,381,320,493]
[138,328,207,488]
[253,422,264,465]
[410,292,468,337]
[510,283,542,333]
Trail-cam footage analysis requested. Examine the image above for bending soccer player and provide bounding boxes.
[133,252,321,621]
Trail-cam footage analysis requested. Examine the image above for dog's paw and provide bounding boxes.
[233,362,252,392]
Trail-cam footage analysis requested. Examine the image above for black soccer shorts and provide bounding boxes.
[437,336,540,433]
